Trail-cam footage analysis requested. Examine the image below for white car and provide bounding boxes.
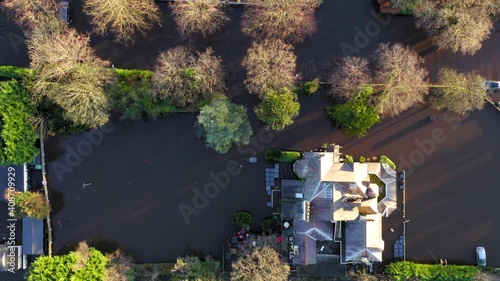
[485,81,500,92]
[476,247,487,266]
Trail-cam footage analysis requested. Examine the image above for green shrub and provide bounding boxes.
[233,211,252,228]
[359,156,366,163]
[0,80,38,165]
[109,69,175,120]
[0,66,31,79]
[386,261,480,281]
[260,217,275,234]
[265,150,273,160]
[303,78,320,95]
[344,154,354,163]
[379,155,396,170]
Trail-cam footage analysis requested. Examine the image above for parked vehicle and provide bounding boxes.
[476,247,487,266]
[484,81,500,92]
[59,1,70,22]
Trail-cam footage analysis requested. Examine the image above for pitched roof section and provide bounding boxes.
[22,217,44,255]
[344,214,384,262]
[294,233,317,265]
[288,150,397,265]
[295,221,334,241]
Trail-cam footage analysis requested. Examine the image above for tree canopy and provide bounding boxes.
[255,88,300,131]
[413,0,499,55]
[429,68,486,115]
[196,97,253,154]
[242,40,296,97]
[171,256,221,281]
[328,86,380,137]
[232,211,252,228]
[0,80,38,165]
[83,0,160,43]
[27,27,113,128]
[171,0,229,37]
[13,191,50,219]
[241,0,319,43]
[104,250,135,281]
[329,56,372,100]
[231,247,289,281]
[25,242,107,281]
[373,43,428,117]
[329,43,428,118]
[153,46,225,107]
[1,0,60,29]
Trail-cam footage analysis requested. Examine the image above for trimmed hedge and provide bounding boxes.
[265,150,302,162]
[386,261,480,281]
[359,156,366,163]
[0,66,31,79]
[379,155,396,170]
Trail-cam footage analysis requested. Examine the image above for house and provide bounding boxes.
[280,148,397,269]
[0,163,44,272]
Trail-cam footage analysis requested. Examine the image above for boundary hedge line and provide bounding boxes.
[386,261,481,281]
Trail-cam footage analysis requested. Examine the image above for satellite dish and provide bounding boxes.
[283,222,290,228]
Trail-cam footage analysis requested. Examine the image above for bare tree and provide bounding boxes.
[242,40,296,97]
[105,250,135,281]
[152,46,225,107]
[329,56,372,100]
[241,0,319,43]
[1,0,59,29]
[231,247,289,281]
[83,0,160,43]
[171,0,229,37]
[414,0,498,55]
[27,27,113,128]
[429,67,486,115]
[72,241,90,272]
[373,43,428,117]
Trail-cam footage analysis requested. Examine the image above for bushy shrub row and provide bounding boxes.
[379,155,396,169]
[25,246,107,281]
[0,66,32,79]
[386,261,480,281]
[109,69,175,120]
[0,80,38,165]
[265,150,302,162]
[0,66,178,130]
